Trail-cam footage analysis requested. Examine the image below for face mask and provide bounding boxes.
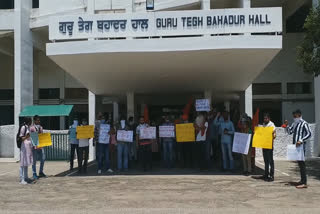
[121,120,125,129]
[294,117,302,123]
[129,121,134,126]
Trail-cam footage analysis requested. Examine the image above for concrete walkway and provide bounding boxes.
[0,160,320,213]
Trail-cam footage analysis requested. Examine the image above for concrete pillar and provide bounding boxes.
[240,0,251,8]
[14,0,33,160]
[127,92,134,120]
[88,91,96,161]
[224,101,230,112]
[113,102,119,124]
[240,85,253,118]
[201,0,210,10]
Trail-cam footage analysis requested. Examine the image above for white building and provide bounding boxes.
[0,0,319,160]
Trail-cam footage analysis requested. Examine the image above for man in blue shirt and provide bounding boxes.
[217,111,235,170]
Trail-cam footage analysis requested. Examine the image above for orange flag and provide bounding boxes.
[144,105,149,124]
[252,108,260,131]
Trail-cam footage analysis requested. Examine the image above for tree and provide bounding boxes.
[297,2,320,77]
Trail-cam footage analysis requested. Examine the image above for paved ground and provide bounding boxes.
[0,159,320,213]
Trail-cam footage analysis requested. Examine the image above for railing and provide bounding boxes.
[44,133,70,161]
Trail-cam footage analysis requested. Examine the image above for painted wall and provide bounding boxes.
[39,0,86,15]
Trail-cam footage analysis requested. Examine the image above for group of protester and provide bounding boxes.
[18,115,47,185]
[18,108,311,189]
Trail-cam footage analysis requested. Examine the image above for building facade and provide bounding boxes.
[0,0,319,160]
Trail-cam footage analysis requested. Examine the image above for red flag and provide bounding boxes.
[252,108,260,131]
[144,105,149,124]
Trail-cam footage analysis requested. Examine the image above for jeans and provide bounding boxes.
[32,148,45,175]
[19,166,28,182]
[70,144,79,170]
[78,146,89,173]
[117,143,129,170]
[242,147,252,173]
[163,141,174,168]
[221,143,234,170]
[97,143,110,171]
[263,149,274,178]
[298,144,307,184]
[199,141,211,170]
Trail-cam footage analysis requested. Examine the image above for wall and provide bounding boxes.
[0,125,14,157]
[282,101,315,124]
[39,0,86,16]
[256,124,318,160]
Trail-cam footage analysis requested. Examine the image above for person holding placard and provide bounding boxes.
[195,112,209,170]
[286,109,312,189]
[97,120,112,174]
[109,126,118,171]
[78,118,90,174]
[18,117,33,185]
[218,112,235,171]
[30,115,46,179]
[117,118,130,172]
[68,119,79,171]
[240,120,252,176]
[261,113,276,182]
[160,116,175,169]
[136,116,152,171]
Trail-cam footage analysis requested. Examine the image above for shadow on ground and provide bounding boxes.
[55,161,265,177]
[286,158,320,181]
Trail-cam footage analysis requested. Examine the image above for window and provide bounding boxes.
[65,88,88,99]
[0,89,14,100]
[287,82,312,94]
[252,83,282,95]
[32,0,39,8]
[39,88,60,99]
[0,0,14,9]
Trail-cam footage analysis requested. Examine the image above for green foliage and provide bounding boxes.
[297,2,320,77]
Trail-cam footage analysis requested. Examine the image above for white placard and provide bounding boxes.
[232,132,251,155]
[159,126,175,138]
[287,144,305,161]
[99,124,110,144]
[140,127,157,139]
[49,8,282,41]
[117,130,133,143]
[196,99,211,112]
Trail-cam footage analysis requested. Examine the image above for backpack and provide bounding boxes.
[16,124,27,149]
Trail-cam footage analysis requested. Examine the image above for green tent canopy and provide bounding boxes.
[19,105,73,117]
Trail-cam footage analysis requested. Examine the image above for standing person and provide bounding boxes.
[97,120,113,174]
[109,126,117,171]
[286,109,312,189]
[78,119,90,174]
[161,116,175,169]
[195,112,209,170]
[214,111,226,170]
[68,119,79,171]
[240,120,253,176]
[218,112,235,171]
[261,113,276,182]
[136,116,152,171]
[128,116,137,163]
[18,117,33,185]
[30,115,46,179]
[117,118,130,172]
[207,110,219,167]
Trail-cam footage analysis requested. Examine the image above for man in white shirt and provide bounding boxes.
[261,113,276,182]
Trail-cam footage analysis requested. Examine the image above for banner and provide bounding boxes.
[99,124,110,144]
[140,127,156,139]
[195,99,210,112]
[287,144,305,161]
[117,130,134,142]
[77,125,94,139]
[69,127,77,139]
[252,126,274,149]
[176,123,195,142]
[159,126,175,138]
[232,132,251,155]
[30,132,39,147]
[38,133,53,148]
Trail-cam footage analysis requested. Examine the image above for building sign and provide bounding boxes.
[49,8,282,40]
